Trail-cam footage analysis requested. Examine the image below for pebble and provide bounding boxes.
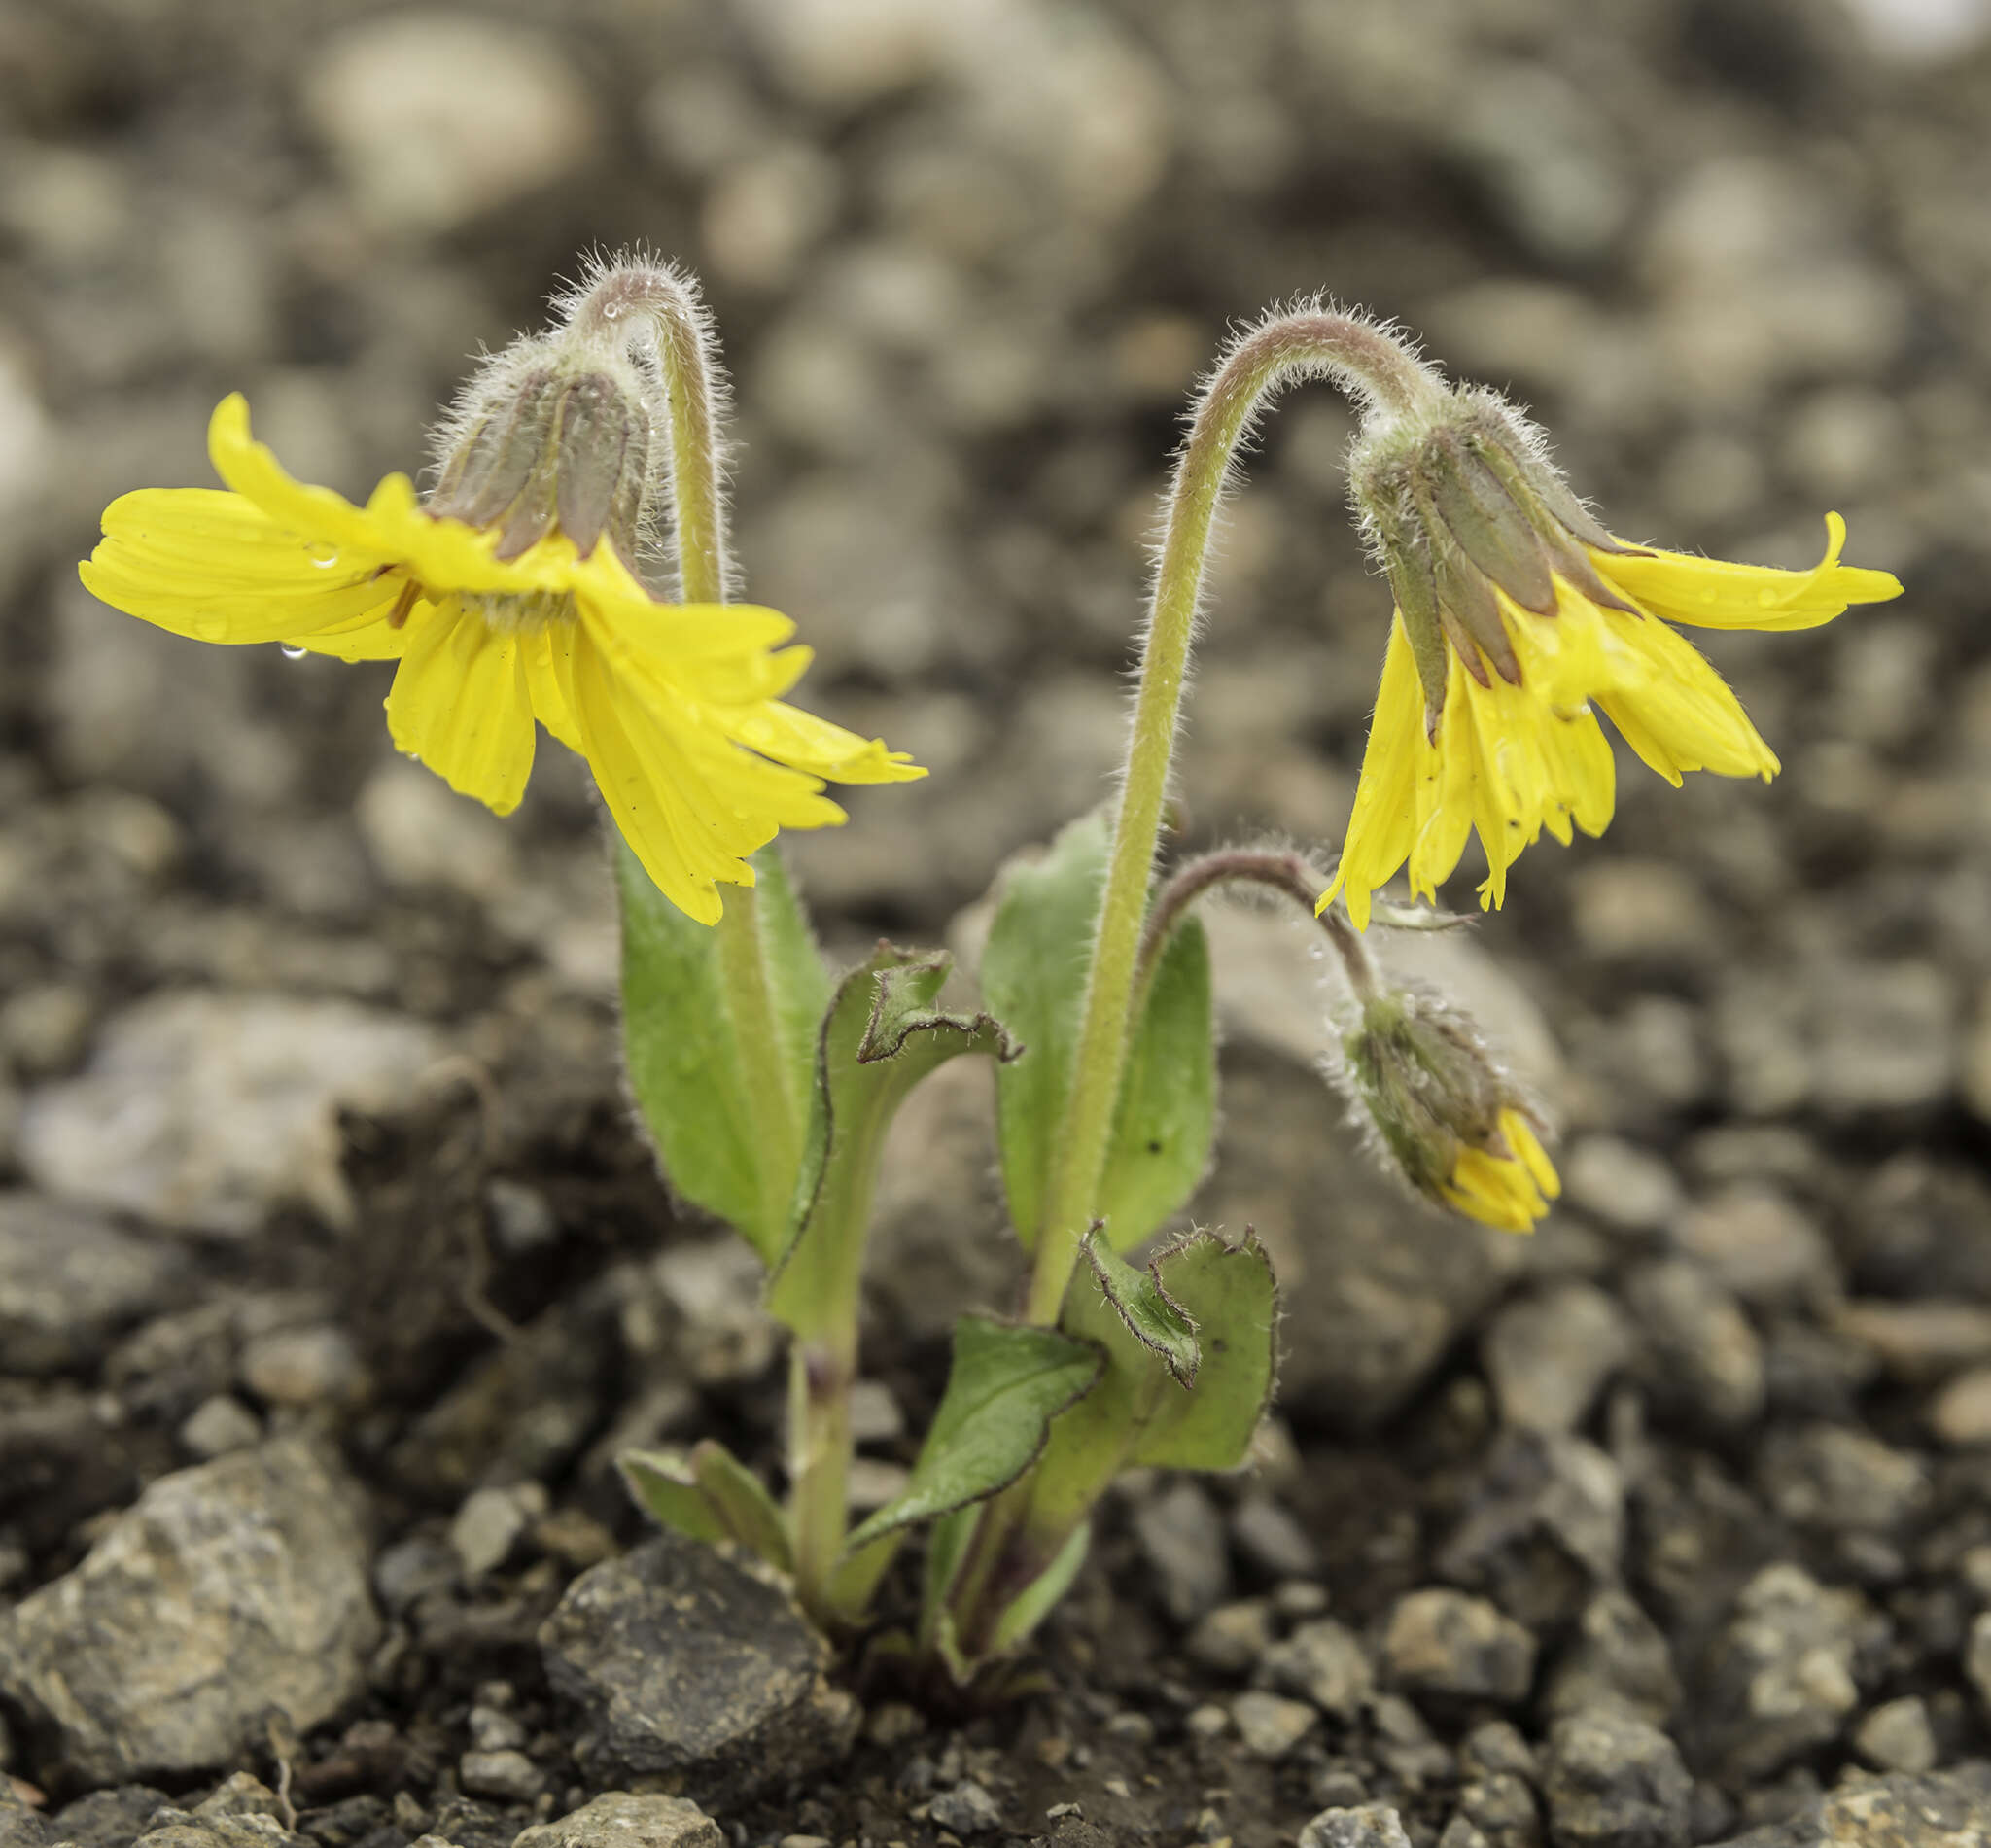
[0,1191,189,1374]
[648,1238,781,1387]
[0,1438,378,1783]
[1455,1772,1539,1848]
[1230,1691,1318,1761]
[927,1782,1004,1835]
[17,991,440,1237]
[1674,1186,1837,1308]
[1258,1619,1375,1721]
[539,1531,858,1802]
[1231,1493,1322,1580]
[1542,1712,1693,1848]
[457,1749,543,1803]
[1438,1431,1625,1623]
[467,1703,526,1753]
[1756,1423,1930,1535]
[1966,1611,1991,1720]
[1185,1599,1275,1677]
[450,1482,549,1581]
[1930,1367,1991,1447]
[177,1394,262,1460]
[1839,1300,1991,1383]
[1703,1563,1875,1780]
[238,1324,364,1408]
[1297,1806,1413,1848]
[1542,1590,1681,1728]
[1132,1480,1232,1625]
[1381,1589,1537,1705]
[1624,1260,1765,1428]
[1482,1282,1631,1434]
[1851,1695,1938,1774]
[303,15,594,235]
[512,1793,723,1848]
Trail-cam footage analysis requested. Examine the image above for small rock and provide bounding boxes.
[1259,1619,1375,1721]
[1558,1138,1684,1235]
[17,991,440,1236]
[1542,1590,1681,1727]
[512,1792,723,1848]
[467,1703,526,1753]
[373,1532,458,1616]
[0,1778,50,1848]
[648,1239,780,1386]
[0,1191,190,1374]
[1382,1589,1537,1704]
[1813,960,1957,1117]
[927,1783,1004,1835]
[1231,1493,1322,1579]
[1757,1423,1930,1535]
[1838,1300,1991,1384]
[1966,1610,1991,1719]
[1132,1480,1231,1625]
[457,1750,543,1803]
[1456,1773,1539,1848]
[177,1394,262,1459]
[1624,1260,1765,1428]
[1704,1563,1875,1780]
[1185,1600,1275,1677]
[1297,1804,1414,1848]
[239,1324,364,1408]
[1542,1711,1692,1848]
[0,1438,378,1783]
[1461,1721,1538,1779]
[1231,1691,1318,1761]
[540,1531,857,1802]
[42,1786,172,1848]
[1675,1187,1836,1308]
[847,1378,904,1445]
[1716,1770,1991,1847]
[450,1482,548,1581]
[1852,1695,1938,1774]
[1483,1282,1632,1435]
[1928,1367,1991,1447]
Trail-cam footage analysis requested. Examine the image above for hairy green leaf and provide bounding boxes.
[617,1439,794,1572]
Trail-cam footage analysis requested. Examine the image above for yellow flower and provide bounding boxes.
[1336,982,1558,1234]
[80,395,923,924]
[1320,392,1903,931]
[1440,1106,1560,1235]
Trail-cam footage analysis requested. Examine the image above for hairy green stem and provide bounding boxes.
[1022,310,1444,1326]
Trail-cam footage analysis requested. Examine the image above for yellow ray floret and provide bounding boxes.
[1323,516,1901,930]
[1438,1107,1561,1234]
[79,396,923,924]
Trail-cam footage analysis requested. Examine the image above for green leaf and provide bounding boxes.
[989,1519,1090,1655]
[1133,1229,1279,1469]
[1083,1231,1199,1385]
[767,946,1017,1340]
[1100,916,1216,1252]
[979,811,1217,1252]
[617,842,828,1263]
[980,810,1111,1251]
[617,1440,794,1572]
[848,1316,1101,1551]
[827,1529,902,1619]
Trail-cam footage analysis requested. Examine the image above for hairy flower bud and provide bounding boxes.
[1334,984,1558,1233]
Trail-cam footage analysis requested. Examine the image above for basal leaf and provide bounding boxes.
[617,1439,794,1571]
[1083,1230,1199,1385]
[1133,1229,1278,1469]
[617,841,827,1264]
[989,1519,1091,1655]
[847,1315,1101,1550]
[767,946,1017,1340]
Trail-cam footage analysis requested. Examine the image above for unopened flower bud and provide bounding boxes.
[1334,984,1558,1234]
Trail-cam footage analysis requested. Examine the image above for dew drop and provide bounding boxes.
[304,541,340,568]
[280,645,308,661]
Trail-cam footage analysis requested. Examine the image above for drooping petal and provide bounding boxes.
[522,625,586,753]
[1322,610,1425,930]
[1598,611,1779,780]
[724,699,926,784]
[206,395,388,556]
[384,600,537,815]
[1594,513,1902,632]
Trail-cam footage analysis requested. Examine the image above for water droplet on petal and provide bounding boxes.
[304,541,340,568]
[280,645,308,661]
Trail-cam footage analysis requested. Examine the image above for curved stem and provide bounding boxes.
[1022,311,1446,1325]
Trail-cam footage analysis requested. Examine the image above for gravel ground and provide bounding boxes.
[4,2,1991,1846]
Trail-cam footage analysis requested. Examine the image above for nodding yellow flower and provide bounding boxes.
[1336,983,1558,1234]
[79,394,922,925]
[1321,391,1902,931]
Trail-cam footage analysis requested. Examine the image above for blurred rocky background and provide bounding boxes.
[5,2,1991,1846]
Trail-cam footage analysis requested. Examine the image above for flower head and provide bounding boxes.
[1320,384,1902,930]
[79,267,922,925]
[1336,982,1558,1234]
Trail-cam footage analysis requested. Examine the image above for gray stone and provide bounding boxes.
[1259,1618,1375,1720]
[1703,1770,1991,1847]
[1298,1805,1414,1848]
[1839,1300,1991,1383]
[1704,1563,1876,1780]
[1757,1424,1930,1535]
[450,1482,548,1581]
[1382,1589,1537,1705]
[1185,1599,1275,1677]
[1484,1282,1632,1435]
[539,1531,857,1802]
[1543,1590,1681,1728]
[178,1394,262,1460]
[124,1771,309,1847]
[511,1793,722,1848]
[1624,1261,1765,1428]
[926,1783,1003,1836]
[1851,1696,1938,1775]
[1543,1713,1692,1848]
[1231,1493,1322,1579]
[1230,1690,1317,1761]
[17,991,440,1237]
[42,1786,171,1848]
[238,1325,364,1408]
[0,1439,378,1783]
[1813,961,1957,1118]
[457,1750,543,1803]
[1455,1773,1540,1848]
[1927,1367,1991,1447]
[1132,1481,1231,1625]
[1966,1610,1991,1720]
[1559,1137,1684,1236]
[0,1192,189,1374]
[0,1778,50,1848]
[1676,1188,1837,1309]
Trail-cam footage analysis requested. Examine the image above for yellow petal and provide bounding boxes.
[523,626,586,753]
[206,396,385,556]
[383,600,536,815]
[1327,611,1426,930]
[1595,514,1902,632]
[726,700,927,785]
